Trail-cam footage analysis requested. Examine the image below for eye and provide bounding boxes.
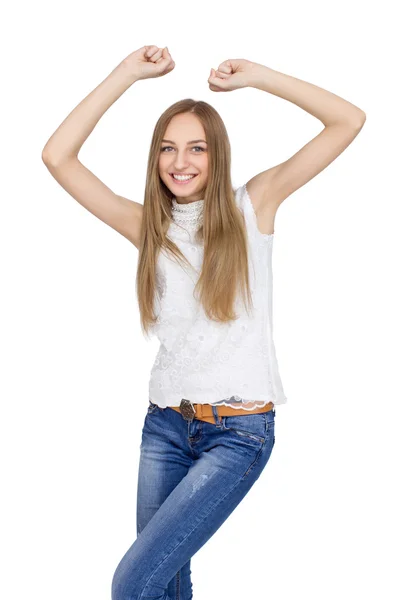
[160,146,205,152]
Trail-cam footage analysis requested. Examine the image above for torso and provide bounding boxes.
[147,183,287,409]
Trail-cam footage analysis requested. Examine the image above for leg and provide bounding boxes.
[112,404,275,600]
[136,403,194,600]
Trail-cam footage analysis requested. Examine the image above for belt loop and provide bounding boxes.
[211,405,223,427]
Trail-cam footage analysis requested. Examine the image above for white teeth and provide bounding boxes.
[172,174,195,181]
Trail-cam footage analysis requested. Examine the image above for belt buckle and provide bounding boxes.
[180,398,196,421]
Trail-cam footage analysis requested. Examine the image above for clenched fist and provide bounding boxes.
[119,45,175,81]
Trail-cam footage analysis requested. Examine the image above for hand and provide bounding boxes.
[119,45,175,81]
[207,58,259,92]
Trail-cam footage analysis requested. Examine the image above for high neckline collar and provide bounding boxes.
[171,197,204,229]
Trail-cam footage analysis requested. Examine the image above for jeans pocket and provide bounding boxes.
[222,412,268,444]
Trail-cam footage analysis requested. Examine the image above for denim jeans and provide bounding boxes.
[111,401,276,600]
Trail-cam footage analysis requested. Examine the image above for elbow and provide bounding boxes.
[41,148,76,167]
[354,110,367,128]
[42,146,56,165]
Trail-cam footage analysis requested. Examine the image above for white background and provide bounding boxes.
[2,1,399,599]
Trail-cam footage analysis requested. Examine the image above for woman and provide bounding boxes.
[42,45,366,600]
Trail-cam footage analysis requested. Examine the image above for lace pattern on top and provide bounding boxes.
[147,183,287,410]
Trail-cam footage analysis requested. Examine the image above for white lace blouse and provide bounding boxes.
[147,183,287,411]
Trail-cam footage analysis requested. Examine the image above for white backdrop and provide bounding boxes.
[2,1,399,599]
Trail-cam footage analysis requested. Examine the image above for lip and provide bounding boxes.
[169,174,198,185]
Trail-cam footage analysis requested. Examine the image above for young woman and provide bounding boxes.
[42,45,366,600]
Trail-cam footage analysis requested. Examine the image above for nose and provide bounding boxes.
[173,161,192,171]
[171,151,193,171]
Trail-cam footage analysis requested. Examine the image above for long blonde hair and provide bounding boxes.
[136,98,254,338]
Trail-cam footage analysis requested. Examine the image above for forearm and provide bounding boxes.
[42,63,139,164]
[248,64,365,127]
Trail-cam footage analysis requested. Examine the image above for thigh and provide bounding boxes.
[112,406,275,600]
[136,401,193,535]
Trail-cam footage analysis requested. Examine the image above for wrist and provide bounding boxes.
[112,61,141,86]
[247,63,272,89]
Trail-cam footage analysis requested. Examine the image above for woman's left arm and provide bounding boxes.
[245,64,366,209]
[209,60,366,211]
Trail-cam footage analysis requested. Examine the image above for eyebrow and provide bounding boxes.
[161,139,207,145]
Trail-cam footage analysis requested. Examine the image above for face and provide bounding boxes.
[159,113,208,203]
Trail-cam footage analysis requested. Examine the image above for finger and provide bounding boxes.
[165,48,175,66]
[160,47,173,63]
[150,48,164,62]
[218,65,232,74]
[215,69,230,79]
[209,68,226,84]
[217,61,233,73]
[144,45,159,58]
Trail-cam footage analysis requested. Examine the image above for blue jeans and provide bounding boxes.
[111,401,276,600]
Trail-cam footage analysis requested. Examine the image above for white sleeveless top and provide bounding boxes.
[147,183,287,411]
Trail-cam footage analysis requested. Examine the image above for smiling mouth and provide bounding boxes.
[169,174,199,184]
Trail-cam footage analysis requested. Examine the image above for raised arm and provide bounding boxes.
[244,64,366,214]
[42,46,175,249]
[208,60,366,224]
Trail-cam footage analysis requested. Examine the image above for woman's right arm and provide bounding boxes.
[42,46,174,249]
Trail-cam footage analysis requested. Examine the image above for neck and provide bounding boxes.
[171,196,204,229]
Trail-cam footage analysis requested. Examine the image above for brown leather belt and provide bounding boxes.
[169,398,275,424]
